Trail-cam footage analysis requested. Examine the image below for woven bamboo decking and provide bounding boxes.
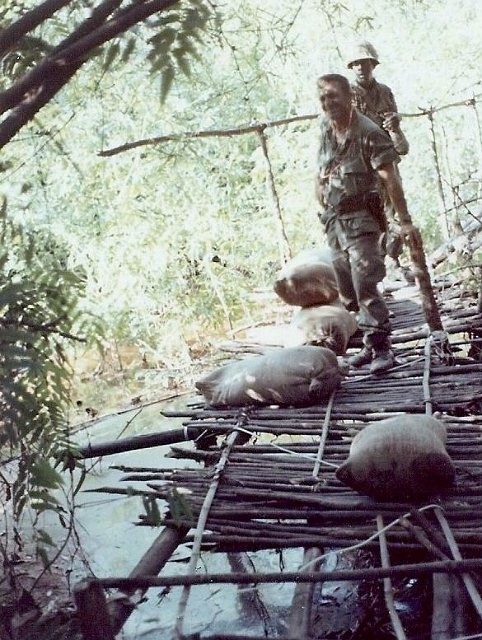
[77,287,482,640]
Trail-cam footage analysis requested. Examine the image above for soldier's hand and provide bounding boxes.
[382,112,401,131]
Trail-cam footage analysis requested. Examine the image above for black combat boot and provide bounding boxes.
[370,347,395,374]
[348,346,373,368]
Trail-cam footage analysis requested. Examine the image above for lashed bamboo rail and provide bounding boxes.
[85,557,482,589]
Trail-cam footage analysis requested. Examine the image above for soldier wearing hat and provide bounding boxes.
[347,41,411,272]
[346,41,408,155]
[315,73,420,373]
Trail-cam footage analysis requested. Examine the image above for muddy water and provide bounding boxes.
[61,397,301,639]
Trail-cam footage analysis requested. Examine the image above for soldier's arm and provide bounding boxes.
[382,88,409,155]
[383,121,409,155]
[377,163,421,248]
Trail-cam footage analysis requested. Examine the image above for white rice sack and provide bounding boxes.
[195,346,342,408]
[335,415,455,500]
[273,247,338,307]
[291,304,358,355]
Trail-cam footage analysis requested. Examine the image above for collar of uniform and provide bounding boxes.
[328,108,361,144]
[355,77,377,93]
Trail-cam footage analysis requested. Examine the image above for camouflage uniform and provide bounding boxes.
[317,109,399,349]
[352,79,409,260]
[352,79,408,153]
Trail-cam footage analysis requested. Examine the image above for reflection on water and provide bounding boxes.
[58,396,302,638]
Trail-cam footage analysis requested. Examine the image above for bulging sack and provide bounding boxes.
[274,247,338,307]
[195,346,342,408]
[291,304,358,355]
[335,415,455,500]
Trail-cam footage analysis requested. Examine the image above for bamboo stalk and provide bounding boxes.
[377,515,407,640]
[74,580,115,640]
[175,429,240,638]
[288,547,322,639]
[313,390,336,478]
[90,483,482,523]
[434,508,482,622]
[423,337,433,416]
[257,127,292,264]
[109,524,188,635]
[427,110,449,239]
[189,535,425,553]
[90,557,482,590]
[98,94,482,158]
[78,426,213,458]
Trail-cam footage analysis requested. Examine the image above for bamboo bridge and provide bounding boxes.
[74,274,482,640]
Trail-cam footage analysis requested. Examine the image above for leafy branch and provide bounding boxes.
[0,0,213,149]
[0,200,100,528]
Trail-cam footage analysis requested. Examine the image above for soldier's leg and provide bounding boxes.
[349,232,391,347]
[324,217,358,312]
[339,212,394,373]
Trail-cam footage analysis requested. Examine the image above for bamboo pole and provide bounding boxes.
[399,515,473,639]
[287,547,322,640]
[376,515,407,640]
[287,391,335,639]
[427,110,449,240]
[175,429,241,638]
[434,508,482,622]
[109,524,189,635]
[98,93,482,158]
[423,336,433,416]
[256,126,292,265]
[74,580,115,640]
[90,557,482,589]
[78,426,214,458]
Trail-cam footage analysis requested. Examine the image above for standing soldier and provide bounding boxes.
[347,41,412,275]
[315,73,420,373]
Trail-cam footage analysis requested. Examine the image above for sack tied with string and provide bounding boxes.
[273,247,338,307]
[335,415,455,500]
[195,346,342,408]
[290,303,358,355]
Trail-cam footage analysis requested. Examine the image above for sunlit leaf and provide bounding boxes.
[103,42,120,71]
[31,458,64,489]
[160,64,175,103]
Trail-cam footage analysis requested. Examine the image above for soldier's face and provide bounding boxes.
[318,81,352,122]
[351,59,375,86]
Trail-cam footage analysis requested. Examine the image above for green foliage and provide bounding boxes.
[166,487,194,527]
[0,0,480,376]
[97,1,213,103]
[140,494,162,527]
[147,2,211,102]
[0,201,95,520]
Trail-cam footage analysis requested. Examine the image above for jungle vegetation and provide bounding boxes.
[0,0,480,563]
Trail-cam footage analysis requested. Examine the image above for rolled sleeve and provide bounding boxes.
[367,129,399,170]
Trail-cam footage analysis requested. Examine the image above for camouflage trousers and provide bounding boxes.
[324,209,391,349]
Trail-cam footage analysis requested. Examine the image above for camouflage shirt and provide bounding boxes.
[317,109,398,209]
[352,79,409,155]
[351,79,397,128]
